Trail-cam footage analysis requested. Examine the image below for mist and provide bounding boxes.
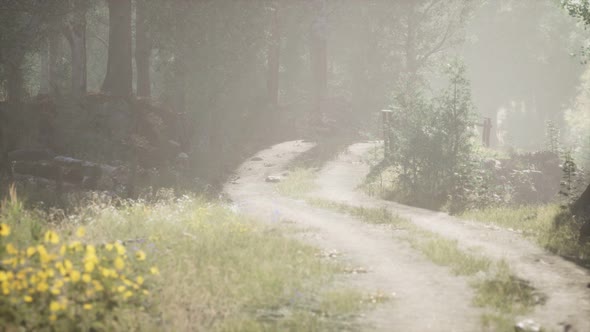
[0,1,589,331]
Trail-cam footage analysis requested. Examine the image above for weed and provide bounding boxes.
[276,168,317,198]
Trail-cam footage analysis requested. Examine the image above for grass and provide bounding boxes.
[461,204,590,266]
[276,168,317,198]
[413,235,492,276]
[305,199,542,331]
[1,190,371,331]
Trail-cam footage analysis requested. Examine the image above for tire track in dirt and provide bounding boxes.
[225,141,482,332]
[311,142,590,332]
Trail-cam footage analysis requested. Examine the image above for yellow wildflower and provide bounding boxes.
[114,257,125,271]
[136,276,144,285]
[43,230,59,244]
[24,295,33,303]
[105,243,114,251]
[49,301,61,312]
[82,273,91,283]
[26,246,36,257]
[36,282,49,293]
[92,280,104,292]
[149,266,160,275]
[114,242,126,256]
[117,285,126,293]
[0,223,10,237]
[49,314,57,322]
[5,243,17,255]
[76,227,86,238]
[135,250,146,261]
[123,290,133,299]
[84,261,95,273]
[70,270,81,283]
[83,303,93,310]
[64,259,73,271]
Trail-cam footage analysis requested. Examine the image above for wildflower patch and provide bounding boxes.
[0,225,158,330]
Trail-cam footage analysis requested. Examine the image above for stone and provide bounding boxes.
[515,319,541,332]
[265,176,282,183]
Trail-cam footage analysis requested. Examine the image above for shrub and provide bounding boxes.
[385,61,478,211]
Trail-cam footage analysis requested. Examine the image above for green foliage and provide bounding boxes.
[0,190,369,331]
[385,61,478,211]
[472,261,542,315]
[0,189,156,331]
[545,120,561,155]
[560,149,578,204]
[276,168,317,198]
[461,204,590,265]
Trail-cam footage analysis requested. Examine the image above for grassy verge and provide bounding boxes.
[306,199,542,331]
[0,189,370,331]
[461,204,590,266]
[276,168,317,198]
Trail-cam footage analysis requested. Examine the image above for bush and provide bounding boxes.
[385,61,478,211]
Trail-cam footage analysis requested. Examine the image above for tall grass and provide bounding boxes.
[276,168,317,198]
[0,191,368,331]
[461,204,590,265]
[307,200,543,331]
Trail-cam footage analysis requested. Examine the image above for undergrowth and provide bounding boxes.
[306,199,543,331]
[276,168,317,198]
[0,188,369,331]
[461,204,590,266]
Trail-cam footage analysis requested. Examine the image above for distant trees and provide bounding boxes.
[101,0,132,96]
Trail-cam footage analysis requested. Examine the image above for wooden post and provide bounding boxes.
[381,109,393,159]
[483,117,492,147]
[476,117,492,148]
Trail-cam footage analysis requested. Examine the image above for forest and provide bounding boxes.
[1,0,590,331]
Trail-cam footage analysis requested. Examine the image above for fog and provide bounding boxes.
[0,1,589,331]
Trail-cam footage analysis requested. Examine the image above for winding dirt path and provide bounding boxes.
[313,142,590,332]
[225,140,590,331]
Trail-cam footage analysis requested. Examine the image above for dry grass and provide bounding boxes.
[1,192,370,331]
[461,204,590,265]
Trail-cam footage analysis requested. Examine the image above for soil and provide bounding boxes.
[225,140,590,332]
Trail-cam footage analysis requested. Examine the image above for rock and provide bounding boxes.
[515,319,541,332]
[8,149,56,162]
[264,163,275,167]
[251,157,263,161]
[265,176,282,183]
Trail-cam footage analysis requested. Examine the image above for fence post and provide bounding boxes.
[483,117,492,147]
[381,109,393,159]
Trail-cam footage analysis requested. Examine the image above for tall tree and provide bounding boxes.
[267,0,281,108]
[63,0,88,98]
[135,0,151,98]
[310,0,328,124]
[101,0,132,96]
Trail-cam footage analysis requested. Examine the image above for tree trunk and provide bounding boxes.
[64,3,87,99]
[39,39,50,95]
[101,0,133,97]
[6,55,25,103]
[49,32,62,97]
[267,1,280,108]
[310,0,328,125]
[135,0,151,98]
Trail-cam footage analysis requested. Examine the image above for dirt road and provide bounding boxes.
[225,140,590,331]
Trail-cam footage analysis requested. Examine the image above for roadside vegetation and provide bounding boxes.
[0,187,370,331]
[461,205,590,266]
[276,168,318,198]
[296,191,543,331]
